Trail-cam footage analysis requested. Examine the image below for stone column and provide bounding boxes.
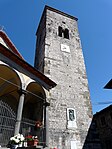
[43,102,50,148]
[14,89,26,135]
[46,107,49,147]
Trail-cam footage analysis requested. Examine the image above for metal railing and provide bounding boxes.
[0,100,16,147]
[20,118,36,136]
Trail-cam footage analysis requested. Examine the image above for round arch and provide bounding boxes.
[0,64,22,111]
[23,82,46,121]
[26,81,46,99]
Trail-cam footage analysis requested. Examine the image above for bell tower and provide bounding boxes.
[34,5,92,149]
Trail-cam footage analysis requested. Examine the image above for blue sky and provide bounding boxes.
[0,0,112,114]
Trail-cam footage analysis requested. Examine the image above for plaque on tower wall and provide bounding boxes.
[67,108,77,129]
[71,140,77,149]
[61,44,70,53]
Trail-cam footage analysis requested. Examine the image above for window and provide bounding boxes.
[58,26,63,37]
[58,26,69,39]
[64,28,69,39]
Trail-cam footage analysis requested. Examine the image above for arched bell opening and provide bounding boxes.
[0,64,22,112]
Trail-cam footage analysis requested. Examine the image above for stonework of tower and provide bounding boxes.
[34,5,93,149]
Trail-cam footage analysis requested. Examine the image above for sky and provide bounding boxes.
[0,0,112,114]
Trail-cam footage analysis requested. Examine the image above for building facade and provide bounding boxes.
[0,30,56,147]
[93,105,112,149]
[83,104,112,149]
[35,6,93,149]
[83,116,101,149]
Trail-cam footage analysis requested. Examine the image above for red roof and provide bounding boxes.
[0,30,23,59]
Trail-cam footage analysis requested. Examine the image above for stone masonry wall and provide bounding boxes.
[35,6,93,149]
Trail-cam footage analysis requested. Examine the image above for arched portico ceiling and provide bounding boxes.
[25,82,46,104]
[0,64,21,100]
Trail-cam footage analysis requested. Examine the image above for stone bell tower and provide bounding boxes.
[34,5,93,149]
